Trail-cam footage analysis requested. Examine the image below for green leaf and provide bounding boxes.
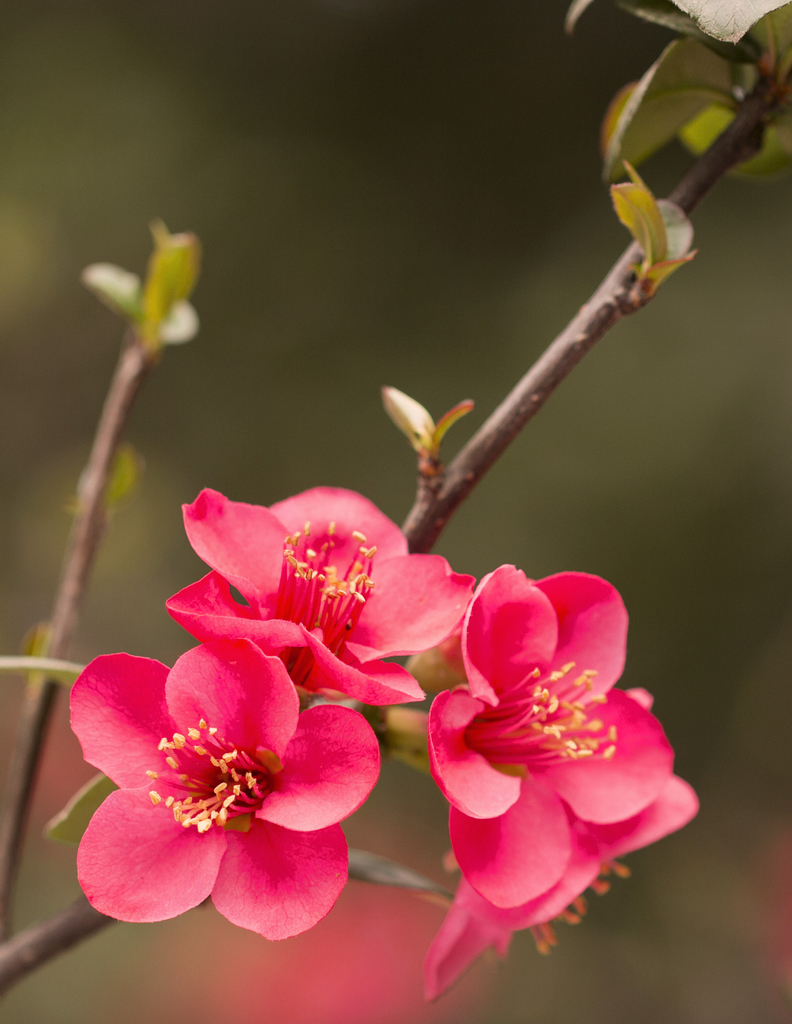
[604,38,734,180]
[672,0,790,43]
[104,443,145,509]
[656,199,695,258]
[432,399,475,447]
[381,386,436,454]
[617,0,762,58]
[46,773,118,845]
[81,263,142,321]
[611,164,669,265]
[748,1,792,51]
[347,848,454,903]
[644,253,697,290]
[565,0,599,31]
[679,102,792,174]
[0,656,85,683]
[141,221,202,347]
[158,300,200,345]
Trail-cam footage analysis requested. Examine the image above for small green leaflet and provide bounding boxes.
[46,773,118,845]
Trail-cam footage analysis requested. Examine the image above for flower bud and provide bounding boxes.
[406,633,466,693]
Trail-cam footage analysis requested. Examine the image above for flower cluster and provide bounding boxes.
[70,486,697,993]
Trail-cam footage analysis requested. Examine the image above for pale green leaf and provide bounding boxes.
[565,0,599,31]
[671,0,789,43]
[81,263,142,321]
[348,848,453,903]
[611,171,669,265]
[381,386,436,453]
[679,102,792,174]
[142,221,201,344]
[618,0,762,58]
[105,443,145,508]
[46,773,118,845]
[159,300,200,344]
[432,399,474,447]
[656,199,695,259]
[604,38,734,180]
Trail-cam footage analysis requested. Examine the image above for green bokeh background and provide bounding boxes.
[2,0,792,1020]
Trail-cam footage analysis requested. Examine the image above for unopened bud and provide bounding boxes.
[406,633,466,693]
[81,263,142,320]
[381,386,435,454]
[383,707,430,774]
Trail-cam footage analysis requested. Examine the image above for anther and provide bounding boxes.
[165,796,174,808]
[197,819,213,833]
[194,746,207,756]
[179,774,189,782]
[146,771,158,780]
[199,719,208,729]
[172,733,186,749]
[603,745,616,759]
[223,795,235,808]
[222,750,238,762]
[328,521,336,535]
[352,531,367,543]
[166,757,178,769]
[188,728,201,740]
[209,727,218,735]
[214,783,228,796]
[306,549,317,560]
[608,726,617,742]
[149,791,161,805]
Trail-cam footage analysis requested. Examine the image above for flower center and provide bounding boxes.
[465,662,618,768]
[274,521,377,684]
[146,719,283,834]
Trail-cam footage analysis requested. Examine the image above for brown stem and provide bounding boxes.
[403,78,776,553]
[0,333,155,940]
[0,896,113,994]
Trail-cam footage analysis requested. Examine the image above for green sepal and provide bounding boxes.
[45,773,118,846]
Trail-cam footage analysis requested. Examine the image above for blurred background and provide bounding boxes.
[1,0,792,1019]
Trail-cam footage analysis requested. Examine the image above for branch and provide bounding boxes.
[0,896,113,994]
[402,78,776,553]
[0,333,155,939]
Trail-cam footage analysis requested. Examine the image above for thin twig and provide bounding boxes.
[0,332,155,940]
[402,78,776,553]
[0,896,113,994]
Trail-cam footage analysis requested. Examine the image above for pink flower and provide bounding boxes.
[424,773,699,999]
[167,488,475,705]
[71,638,380,939]
[428,566,675,907]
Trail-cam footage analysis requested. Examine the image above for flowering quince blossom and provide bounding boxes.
[167,487,475,705]
[71,638,380,939]
[428,566,676,908]
[424,770,699,999]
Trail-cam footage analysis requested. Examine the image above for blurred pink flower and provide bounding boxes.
[425,774,699,999]
[167,487,475,705]
[428,566,676,907]
[72,638,380,939]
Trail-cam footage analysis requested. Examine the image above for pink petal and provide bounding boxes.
[167,572,305,651]
[166,639,298,758]
[424,832,600,1000]
[462,566,558,706]
[534,572,628,697]
[77,787,226,922]
[586,775,699,858]
[259,705,380,831]
[211,820,348,939]
[299,627,424,705]
[534,688,673,823]
[423,881,512,1000]
[428,689,521,819]
[625,686,654,710]
[450,775,570,908]
[270,486,407,565]
[70,654,174,788]
[183,489,286,612]
[349,555,474,659]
